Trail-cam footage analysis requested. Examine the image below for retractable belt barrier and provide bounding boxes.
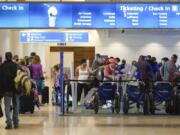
[62,79,180,115]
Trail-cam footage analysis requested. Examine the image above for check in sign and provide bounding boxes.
[20,32,88,43]
[20,32,65,43]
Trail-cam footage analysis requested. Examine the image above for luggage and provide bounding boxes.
[42,86,49,104]
[84,88,97,109]
[19,92,34,114]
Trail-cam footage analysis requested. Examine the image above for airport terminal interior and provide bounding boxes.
[1,0,180,135]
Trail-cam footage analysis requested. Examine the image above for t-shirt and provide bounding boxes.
[31,64,43,79]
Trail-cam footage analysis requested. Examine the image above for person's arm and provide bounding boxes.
[174,72,180,77]
[75,66,80,77]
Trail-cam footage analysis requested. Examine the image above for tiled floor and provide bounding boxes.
[1,105,180,135]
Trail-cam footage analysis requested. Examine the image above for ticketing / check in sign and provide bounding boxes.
[20,32,89,43]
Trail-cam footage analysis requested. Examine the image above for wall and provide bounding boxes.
[95,30,180,63]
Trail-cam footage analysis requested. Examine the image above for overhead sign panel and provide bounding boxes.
[29,3,72,28]
[1,3,180,28]
[66,32,89,43]
[20,32,89,43]
[0,3,29,28]
[72,4,116,28]
[20,32,65,43]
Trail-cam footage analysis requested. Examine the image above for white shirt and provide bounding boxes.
[78,68,89,83]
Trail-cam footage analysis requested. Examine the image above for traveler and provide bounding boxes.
[136,55,148,81]
[92,53,102,70]
[124,60,137,80]
[75,59,90,105]
[19,59,30,77]
[168,54,180,82]
[12,55,19,63]
[0,55,2,65]
[30,55,44,105]
[0,52,19,129]
[103,58,117,81]
[160,57,169,81]
[118,59,126,75]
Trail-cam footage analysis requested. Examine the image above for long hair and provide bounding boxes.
[32,55,41,64]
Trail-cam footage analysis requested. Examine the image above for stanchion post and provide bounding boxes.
[59,51,64,115]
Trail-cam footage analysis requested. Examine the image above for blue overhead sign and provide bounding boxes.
[29,3,72,28]
[72,4,116,28]
[0,3,29,28]
[2,3,180,28]
[20,32,89,43]
[66,32,89,43]
[20,32,65,43]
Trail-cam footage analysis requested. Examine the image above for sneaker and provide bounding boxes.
[5,125,12,130]
[14,125,19,129]
[78,102,81,106]
[102,104,108,109]
[107,102,112,108]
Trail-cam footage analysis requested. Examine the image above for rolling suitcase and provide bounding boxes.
[42,86,49,104]
[19,92,35,114]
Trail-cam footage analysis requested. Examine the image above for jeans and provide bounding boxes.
[4,93,20,126]
[33,78,43,95]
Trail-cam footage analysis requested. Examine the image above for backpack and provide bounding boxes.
[14,69,32,95]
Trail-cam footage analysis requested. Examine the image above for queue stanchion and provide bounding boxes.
[71,81,78,112]
[59,51,64,115]
[66,82,69,113]
[74,81,78,112]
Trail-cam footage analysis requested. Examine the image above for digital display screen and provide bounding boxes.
[116,4,180,28]
[72,4,116,28]
[116,4,160,28]
[20,32,89,43]
[1,3,180,29]
[29,3,72,28]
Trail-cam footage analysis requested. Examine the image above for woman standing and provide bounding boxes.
[75,59,90,105]
[31,55,43,105]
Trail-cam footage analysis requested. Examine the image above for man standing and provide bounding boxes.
[92,53,102,70]
[168,54,180,82]
[0,52,19,129]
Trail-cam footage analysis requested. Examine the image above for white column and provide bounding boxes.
[0,30,12,58]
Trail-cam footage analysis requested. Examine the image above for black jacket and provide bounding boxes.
[0,60,17,93]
